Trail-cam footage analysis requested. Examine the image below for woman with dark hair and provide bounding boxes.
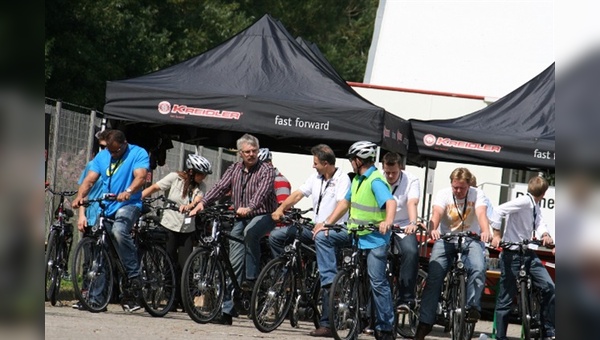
[142,153,212,311]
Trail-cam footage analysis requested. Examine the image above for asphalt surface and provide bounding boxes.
[45,300,524,339]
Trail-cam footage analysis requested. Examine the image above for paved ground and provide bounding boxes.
[45,300,523,340]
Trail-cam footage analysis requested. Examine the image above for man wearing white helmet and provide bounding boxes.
[258,148,291,204]
[314,141,397,340]
[142,153,212,311]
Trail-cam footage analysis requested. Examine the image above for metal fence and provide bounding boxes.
[44,98,238,248]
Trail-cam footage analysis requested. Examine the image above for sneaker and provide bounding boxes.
[72,301,86,310]
[121,300,142,313]
[415,322,433,340]
[375,330,395,340]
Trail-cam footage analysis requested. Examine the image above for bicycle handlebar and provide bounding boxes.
[499,239,555,249]
[46,187,78,197]
[440,231,481,242]
[279,207,313,224]
[81,194,117,206]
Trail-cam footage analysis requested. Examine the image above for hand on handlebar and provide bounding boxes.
[72,196,84,209]
[479,230,492,243]
[491,235,502,248]
[271,209,284,222]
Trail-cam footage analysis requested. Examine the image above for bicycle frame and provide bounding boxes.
[45,187,77,305]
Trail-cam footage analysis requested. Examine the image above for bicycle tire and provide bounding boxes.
[251,257,295,333]
[396,268,427,338]
[45,230,59,304]
[71,237,113,312]
[520,280,531,340]
[329,268,359,340]
[450,273,466,340]
[288,257,321,329]
[181,247,225,323]
[139,246,176,317]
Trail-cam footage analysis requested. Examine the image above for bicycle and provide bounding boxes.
[250,208,322,332]
[499,239,553,340]
[44,187,77,306]
[71,194,176,316]
[180,203,272,323]
[329,223,386,340]
[433,231,482,340]
[389,224,428,338]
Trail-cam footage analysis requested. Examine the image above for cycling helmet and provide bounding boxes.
[346,141,377,159]
[186,154,212,174]
[258,148,272,162]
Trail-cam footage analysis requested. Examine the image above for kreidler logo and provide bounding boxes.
[158,101,171,114]
[423,134,501,153]
[423,134,436,146]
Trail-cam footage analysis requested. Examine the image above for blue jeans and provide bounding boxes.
[106,205,141,279]
[366,244,395,332]
[315,229,351,328]
[222,214,274,316]
[495,250,555,340]
[419,239,486,325]
[392,233,419,305]
[269,225,314,258]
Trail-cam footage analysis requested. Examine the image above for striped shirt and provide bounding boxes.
[274,168,291,204]
[201,160,277,217]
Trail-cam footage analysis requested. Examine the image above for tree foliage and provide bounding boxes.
[45,0,378,109]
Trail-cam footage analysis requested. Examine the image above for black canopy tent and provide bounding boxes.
[104,14,410,157]
[408,63,555,171]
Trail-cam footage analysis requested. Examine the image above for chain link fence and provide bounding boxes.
[44,98,238,257]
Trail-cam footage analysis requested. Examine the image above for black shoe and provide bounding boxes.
[375,330,395,340]
[211,313,233,325]
[465,307,480,322]
[415,322,433,340]
[240,280,255,292]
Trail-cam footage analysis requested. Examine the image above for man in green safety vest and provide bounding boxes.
[314,141,397,340]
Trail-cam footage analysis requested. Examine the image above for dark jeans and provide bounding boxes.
[495,250,555,339]
[165,229,194,305]
[392,233,419,305]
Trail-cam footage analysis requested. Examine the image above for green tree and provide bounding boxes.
[45,0,378,108]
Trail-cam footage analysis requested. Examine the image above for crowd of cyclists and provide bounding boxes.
[48,129,555,340]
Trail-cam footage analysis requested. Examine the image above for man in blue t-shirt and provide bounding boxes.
[72,129,149,310]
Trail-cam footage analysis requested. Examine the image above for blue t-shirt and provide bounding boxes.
[78,161,105,226]
[90,144,149,217]
[344,166,393,249]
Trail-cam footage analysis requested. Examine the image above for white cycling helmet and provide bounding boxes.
[346,141,377,159]
[258,148,272,162]
[186,154,212,174]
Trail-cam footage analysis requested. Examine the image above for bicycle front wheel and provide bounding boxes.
[396,268,427,338]
[251,257,295,333]
[45,230,59,304]
[450,273,466,340]
[139,246,176,317]
[181,247,225,323]
[329,268,358,340]
[520,280,532,340]
[71,237,113,312]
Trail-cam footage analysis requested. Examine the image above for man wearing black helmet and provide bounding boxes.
[142,153,213,311]
[314,141,397,340]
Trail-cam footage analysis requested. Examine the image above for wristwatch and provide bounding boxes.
[409,220,417,226]
[126,188,133,194]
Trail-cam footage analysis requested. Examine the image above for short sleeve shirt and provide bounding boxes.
[432,186,486,234]
[298,168,351,223]
[388,170,421,226]
[156,172,205,233]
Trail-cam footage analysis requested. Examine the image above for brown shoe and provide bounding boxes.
[309,327,333,337]
[415,322,433,340]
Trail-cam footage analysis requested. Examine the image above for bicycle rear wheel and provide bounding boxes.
[45,230,59,304]
[450,274,466,340]
[139,246,176,317]
[329,268,359,340]
[71,237,113,312]
[181,247,225,323]
[396,268,427,338]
